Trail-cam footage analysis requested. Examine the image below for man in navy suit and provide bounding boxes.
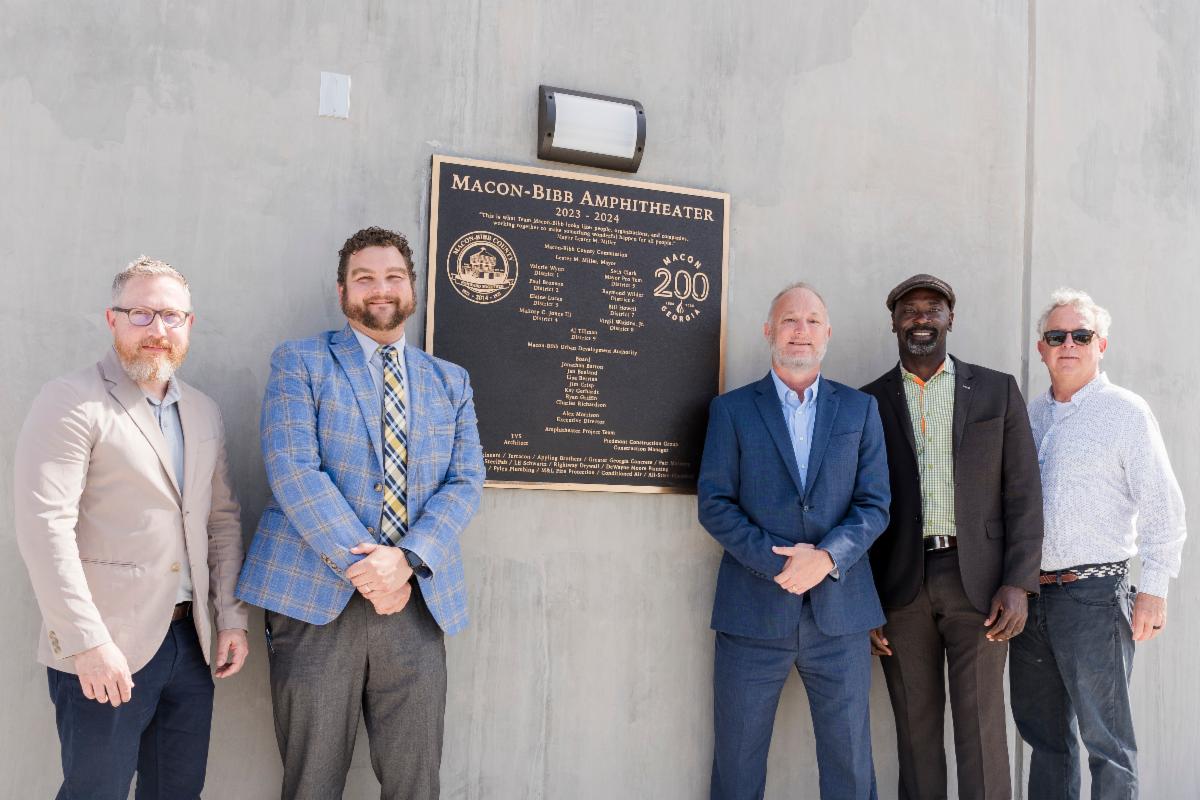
[699,282,890,800]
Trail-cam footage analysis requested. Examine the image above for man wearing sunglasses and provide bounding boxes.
[1011,288,1187,799]
[14,257,249,799]
[861,274,1044,800]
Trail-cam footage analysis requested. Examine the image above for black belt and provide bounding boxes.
[924,535,957,553]
[171,601,193,621]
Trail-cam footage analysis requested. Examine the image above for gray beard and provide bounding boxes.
[119,354,178,384]
[773,342,827,370]
[902,331,940,356]
[902,339,939,356]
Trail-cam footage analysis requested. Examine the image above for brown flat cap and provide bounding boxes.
[886,273,956,311]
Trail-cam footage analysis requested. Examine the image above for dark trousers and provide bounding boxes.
[48,619,214,800]
[266,587,447,800]
[710,596,877,800]
[878,549,1011,800]
[1010,574,1137,800]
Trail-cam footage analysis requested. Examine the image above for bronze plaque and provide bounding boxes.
[426,156,728,493]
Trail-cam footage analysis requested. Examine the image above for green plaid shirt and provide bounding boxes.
[901,358,956,539]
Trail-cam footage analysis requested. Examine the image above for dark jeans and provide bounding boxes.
[1010,574,1137,800]
[48,619,214,800]
[711,596,877,800]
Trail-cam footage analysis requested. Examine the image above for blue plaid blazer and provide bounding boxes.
[236,324,484,634]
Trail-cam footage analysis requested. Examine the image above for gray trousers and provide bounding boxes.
[266,588,447,800]
[879,549,1012,800]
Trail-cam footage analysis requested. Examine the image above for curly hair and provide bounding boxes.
[1036,287,1112,338]
[337,227,415,284]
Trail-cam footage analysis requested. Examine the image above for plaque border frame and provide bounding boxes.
[426,155,729,494]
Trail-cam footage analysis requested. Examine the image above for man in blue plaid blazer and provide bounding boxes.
[236,226,484,800]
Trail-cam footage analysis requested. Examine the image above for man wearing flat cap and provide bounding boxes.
[861,274,1044,800]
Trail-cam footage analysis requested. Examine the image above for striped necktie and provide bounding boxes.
[378,345,408,544]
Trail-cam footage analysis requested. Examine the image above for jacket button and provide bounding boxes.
[374,483,384,492]
[170,562,181,572]
[367,526,376,534]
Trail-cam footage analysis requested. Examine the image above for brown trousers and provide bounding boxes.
[879,549,1012,800]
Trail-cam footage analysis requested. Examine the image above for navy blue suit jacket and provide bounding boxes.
[698,373,890,638]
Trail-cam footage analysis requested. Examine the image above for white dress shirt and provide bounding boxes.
[1029,373,1187,597]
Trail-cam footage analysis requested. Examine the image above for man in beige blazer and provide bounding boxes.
[14,256,249,800]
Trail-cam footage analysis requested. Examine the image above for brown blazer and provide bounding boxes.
[860,357,1044,613]
[14,349,248,674]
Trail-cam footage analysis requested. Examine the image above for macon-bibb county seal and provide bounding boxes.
[447,231,519,304]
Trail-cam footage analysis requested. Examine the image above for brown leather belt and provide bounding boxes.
[924,535,957,553]
[171,601,193,621]
[1039,572,1079,585]
[1039,561,1128,585]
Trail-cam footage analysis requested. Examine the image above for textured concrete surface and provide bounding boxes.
[0,2,1193,797]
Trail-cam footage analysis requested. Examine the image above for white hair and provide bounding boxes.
[111,255,190,303]
[1036,287,1111,338]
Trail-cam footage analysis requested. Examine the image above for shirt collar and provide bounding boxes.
[771,369,820,409]
[351,327,406,366]
[900,356,955,386]
[145,375,181,408]
[1046,371,1108,407]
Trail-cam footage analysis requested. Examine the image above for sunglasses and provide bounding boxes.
[1042,329,1096,347]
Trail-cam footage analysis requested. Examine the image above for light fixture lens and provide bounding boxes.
[550,93,638,159]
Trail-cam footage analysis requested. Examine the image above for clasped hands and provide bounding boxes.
[771,542,835,595]
[348,542,414,615]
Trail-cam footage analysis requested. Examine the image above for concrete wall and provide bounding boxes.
[0,1,1193,797]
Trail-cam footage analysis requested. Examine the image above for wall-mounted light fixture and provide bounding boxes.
[537,85,646,173]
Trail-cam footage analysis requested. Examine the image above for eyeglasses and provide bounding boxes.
[110,306,192,328]
[1042,329,1096,347]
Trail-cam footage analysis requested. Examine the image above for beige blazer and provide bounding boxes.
[14,349,248,674]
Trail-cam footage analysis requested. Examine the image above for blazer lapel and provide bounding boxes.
[100,350,182,501]
[330,325,384,472]
[753,374,805,496]
[882,366,919,462]
[177,385,204,506]
[405,348,431,500]
[951,356,975,461]
[802,379,840,499]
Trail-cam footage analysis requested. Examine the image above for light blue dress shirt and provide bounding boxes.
[351,327,408,472]
[145,377,192,602]
[770,370,820,490]
[349,327,428,574]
